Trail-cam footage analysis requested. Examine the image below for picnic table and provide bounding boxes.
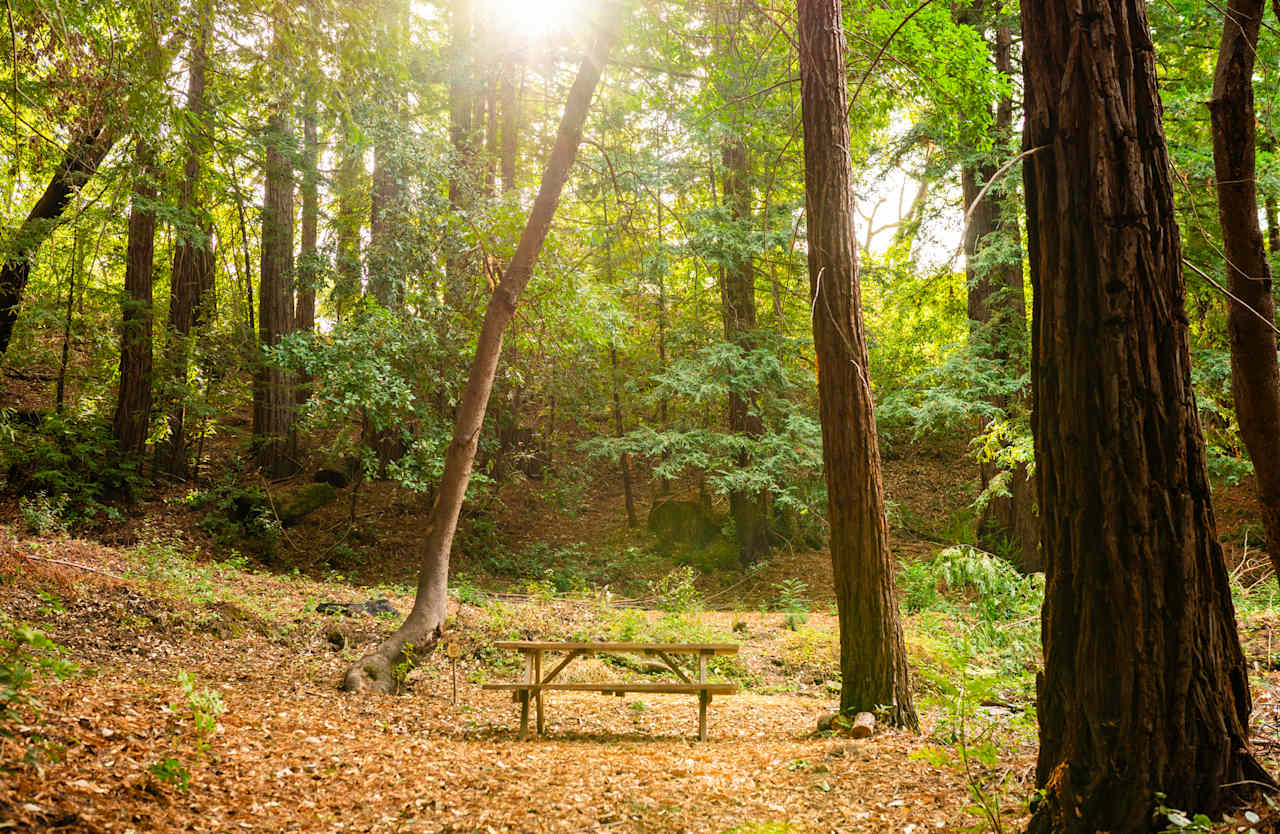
[481,641,739,740]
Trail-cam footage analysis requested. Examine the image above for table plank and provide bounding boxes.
[483,682,737,694]
[493,641,738,654]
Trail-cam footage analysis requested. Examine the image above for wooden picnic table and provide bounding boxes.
[481,641,739,741]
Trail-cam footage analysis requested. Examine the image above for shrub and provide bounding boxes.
[0,619,77,762]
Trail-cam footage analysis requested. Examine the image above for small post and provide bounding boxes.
[445,640,461,704]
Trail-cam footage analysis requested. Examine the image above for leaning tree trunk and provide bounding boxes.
[111,142,158,459]
[797,0,918,730]
[1209,0,1280,579]
[342,2,624,693]
[0,127,114,357]
[1022,0,1276,828]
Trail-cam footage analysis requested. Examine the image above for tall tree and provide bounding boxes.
[343,2,625,693]
[1021,0,1275,827]
[0,127,115,357]
[253,10,298,478]
[159,2,215,477]
[1209,0,1280,578]
[797,0,917,729]
[111,143,158,459]
[296,89,319,334]
[717,1,770,568]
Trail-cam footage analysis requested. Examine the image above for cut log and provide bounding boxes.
[850,711,875,739]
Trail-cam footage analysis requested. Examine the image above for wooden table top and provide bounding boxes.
[493,641,739,654]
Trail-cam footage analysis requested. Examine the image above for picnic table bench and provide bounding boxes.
[481,641,739,740]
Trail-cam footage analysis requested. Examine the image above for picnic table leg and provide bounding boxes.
[534,649,544,735]
[699,691,710,741]
[698,651,709,741]
[519,651,532,740]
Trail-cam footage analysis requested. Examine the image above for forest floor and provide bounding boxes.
[2,443,1280,832]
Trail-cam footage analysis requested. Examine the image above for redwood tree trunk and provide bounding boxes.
[721,135,770,568]
[342,3,624,693]
[111,143,158,459]
[159,5,214,478]
[1209,0,1280,579]
[0,128,114,357]
[296,91,319,334]
[1022,0,1274,828]
[797,0,917,730]
[253,49,298,479]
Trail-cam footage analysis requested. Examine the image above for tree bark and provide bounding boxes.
[797,0,917,730]
[716,3,770,567]
[253,20,298,479]
[297,90,319,334]
[1209,0,1280,579]
[159,4,214,478]
[111,143,158,459]
[0,127,114,357]
[1021,0,1275,828]
[342,3,624,693]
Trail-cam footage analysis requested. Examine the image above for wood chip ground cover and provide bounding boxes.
[2,533,1276,832]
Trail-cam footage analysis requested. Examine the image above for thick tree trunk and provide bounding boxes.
[254,70,298,478]
[1209,0,1280,579]
[0,128,114,357]
[721,128,769,568]
[159,6,214,478]
[342,4,623,693]
[797,0,917,730]
[1022,0,1275,828]
[111,143,158,459]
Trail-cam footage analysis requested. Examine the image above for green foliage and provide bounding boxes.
[0,412,140,528]
[149,757,192,791]
[1190,348,1255,484]
[771,578,810,630]
[648,566,702,613]
[172,670,224,752]
[182,481,282,556]
[18,492,70,536]
[274,306,455,496]
[584,338,826,524]
[0,619,76,762]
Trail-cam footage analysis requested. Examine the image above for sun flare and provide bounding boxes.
[478,0,584,40]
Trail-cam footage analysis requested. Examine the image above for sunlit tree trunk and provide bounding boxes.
[343,3,624,692]
[1022,0,1275,827]
[797,0,917,730]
